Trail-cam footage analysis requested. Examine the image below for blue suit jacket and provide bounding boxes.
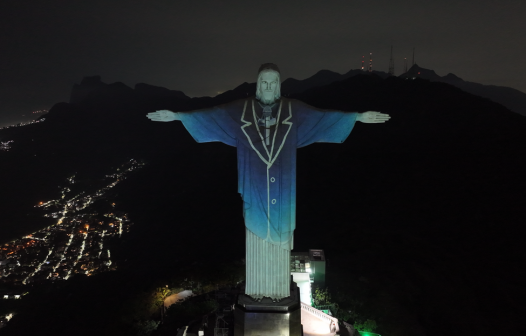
[178,98,357,245]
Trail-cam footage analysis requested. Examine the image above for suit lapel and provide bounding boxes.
[269,100,293,167]
[240,99,293,168]
[240,100,270,166]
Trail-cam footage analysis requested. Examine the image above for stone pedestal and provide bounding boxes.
[234,281,302,336]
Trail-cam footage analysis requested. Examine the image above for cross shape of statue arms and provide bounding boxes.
[146,110,391,124]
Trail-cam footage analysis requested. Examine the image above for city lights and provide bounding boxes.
[1,159,145,285]
[0,140,14,151]
[0,118,45,130]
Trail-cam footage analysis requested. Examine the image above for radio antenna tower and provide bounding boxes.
[388,46,395,76]
[404,58,408,73]
[361,55,365,71]
[368,53,373,72]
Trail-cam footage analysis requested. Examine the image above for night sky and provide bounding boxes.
[1,0,525,126]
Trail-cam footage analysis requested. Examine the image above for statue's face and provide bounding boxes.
[259,71,279,102]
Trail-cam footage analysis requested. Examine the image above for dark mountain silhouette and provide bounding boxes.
[210,69,390,98]
[68,65,526,117]
[281,69,344,95]
[134,83,190,101]
[1,74,525,336]
[219,65,526,118]
[69,75,107,104]
[281,69,390,95]
[401,64,526,116]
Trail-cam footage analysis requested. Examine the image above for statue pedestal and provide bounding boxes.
[234,281,302,336]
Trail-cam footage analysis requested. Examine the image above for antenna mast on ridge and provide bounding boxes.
[388,46,395,76]
[361,55,365,71]
[368,53,373,72]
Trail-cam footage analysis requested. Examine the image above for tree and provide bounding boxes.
[133,320,160,336]
[154,287,172,307]
[312,287,332,307]
[354,319,377,333]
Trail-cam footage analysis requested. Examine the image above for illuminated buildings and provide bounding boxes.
[290,249,326,306]
[0,159,143,284]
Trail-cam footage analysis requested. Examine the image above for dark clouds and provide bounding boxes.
[1,0,525,124]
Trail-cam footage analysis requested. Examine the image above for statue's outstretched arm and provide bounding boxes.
[146,110,181,122]
[356,111,390,123]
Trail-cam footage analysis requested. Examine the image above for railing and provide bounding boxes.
[301,301,339,334]
[313,304,334,315]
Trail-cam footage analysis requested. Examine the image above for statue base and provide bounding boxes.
[234,281,302,336]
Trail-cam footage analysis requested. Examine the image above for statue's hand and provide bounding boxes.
[357,111,390,123]
[146,110,179,122]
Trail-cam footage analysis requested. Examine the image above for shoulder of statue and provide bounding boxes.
[281,98,308,111]
[281,97,302,105]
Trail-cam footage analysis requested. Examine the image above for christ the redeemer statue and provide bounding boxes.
[147,63,390,300]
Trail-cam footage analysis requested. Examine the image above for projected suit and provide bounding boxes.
[177,97,357,299]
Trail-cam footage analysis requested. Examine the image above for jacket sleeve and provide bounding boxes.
[178,106,238,147]
[296,101,358,148]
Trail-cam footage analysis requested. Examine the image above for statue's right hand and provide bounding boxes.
[146,110,179,122]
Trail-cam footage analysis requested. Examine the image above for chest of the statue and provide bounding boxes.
[233,99,296,165]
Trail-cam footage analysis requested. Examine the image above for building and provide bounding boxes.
[290,249,326,306]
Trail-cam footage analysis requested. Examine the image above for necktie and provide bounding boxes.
[258,104,276,145]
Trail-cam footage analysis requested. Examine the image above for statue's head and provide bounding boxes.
[256,63,281,105]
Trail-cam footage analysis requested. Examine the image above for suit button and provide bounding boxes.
[271,199,276,204]
[270,177,275,182]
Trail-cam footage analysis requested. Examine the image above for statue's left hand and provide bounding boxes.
[357,111,390,123]
[146,110,180,122]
